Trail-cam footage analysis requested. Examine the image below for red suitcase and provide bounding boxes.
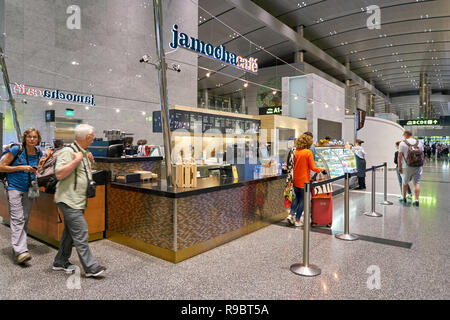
[310,173,333,228]
[311,197,333,228]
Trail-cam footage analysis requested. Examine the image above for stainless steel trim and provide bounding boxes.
[0,45,22,141]
[152,0,173,187]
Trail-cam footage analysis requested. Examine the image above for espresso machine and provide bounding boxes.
[88,129,134,157]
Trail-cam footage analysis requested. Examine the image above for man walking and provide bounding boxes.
[52,124,106,277]
[398,130,424,206]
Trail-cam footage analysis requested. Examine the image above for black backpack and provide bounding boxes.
[0,143,24,186]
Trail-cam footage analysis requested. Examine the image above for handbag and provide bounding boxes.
[283,182,294,208]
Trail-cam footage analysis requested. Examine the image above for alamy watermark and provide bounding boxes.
[66,5,81,30]
[66,265,81,290]
[366,265,381,290]
[366,5,381,30]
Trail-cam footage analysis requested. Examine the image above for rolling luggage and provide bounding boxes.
[311,173,333,228]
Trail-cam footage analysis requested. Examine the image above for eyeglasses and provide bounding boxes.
[26,136,39,140]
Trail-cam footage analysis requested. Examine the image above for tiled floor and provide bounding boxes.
[0,158,449,299]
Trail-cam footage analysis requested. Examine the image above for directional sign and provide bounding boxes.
[399,119,440,126]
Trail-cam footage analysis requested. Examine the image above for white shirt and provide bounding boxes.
[352,146,366,159]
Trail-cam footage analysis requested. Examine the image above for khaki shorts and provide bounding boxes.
[401,166,422,185]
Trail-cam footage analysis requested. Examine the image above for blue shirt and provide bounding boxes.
[7,145,42,192]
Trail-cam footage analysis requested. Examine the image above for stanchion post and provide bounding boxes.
[364,166,383,217]
[290,182,321,277]
[380,162,393,205]
[336,173,359,241]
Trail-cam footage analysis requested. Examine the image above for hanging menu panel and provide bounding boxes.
[152,109,260,135]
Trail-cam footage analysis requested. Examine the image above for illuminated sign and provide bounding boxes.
[259,106,282,115]
[13,83,95,106]
[400,119,440,126]
[65,108,74,117]
[169,25,259,74]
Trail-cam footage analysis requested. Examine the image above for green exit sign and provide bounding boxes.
[65,108,74,117]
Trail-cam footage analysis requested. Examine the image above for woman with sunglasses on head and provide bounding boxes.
[0,128,43,264]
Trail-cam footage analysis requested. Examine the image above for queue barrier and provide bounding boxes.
[290,162,390,277]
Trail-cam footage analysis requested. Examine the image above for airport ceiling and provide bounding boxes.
[197,0,450,116]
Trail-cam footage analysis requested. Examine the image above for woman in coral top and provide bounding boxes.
[287,133,326,227]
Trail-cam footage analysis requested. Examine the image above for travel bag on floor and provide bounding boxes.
[311,173,333,228]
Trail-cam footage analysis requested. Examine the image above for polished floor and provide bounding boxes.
[0,159,449,300]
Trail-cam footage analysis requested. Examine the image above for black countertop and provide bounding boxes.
[111,174,286,198]
[94,156,163,163]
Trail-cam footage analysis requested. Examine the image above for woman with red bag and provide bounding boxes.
[286,134,326,227]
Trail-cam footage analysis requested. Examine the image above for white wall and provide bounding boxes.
[1,0,198,145]
[343,115,405,168]
[282,73,345,140]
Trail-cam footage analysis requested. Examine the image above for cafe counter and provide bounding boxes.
[93,156,163,181]
[106,173,287,263]
[0,172,107,248]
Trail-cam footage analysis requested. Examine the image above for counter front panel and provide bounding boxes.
[106,174,286,263]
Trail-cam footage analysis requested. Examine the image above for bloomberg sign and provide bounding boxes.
[169,25,259,74]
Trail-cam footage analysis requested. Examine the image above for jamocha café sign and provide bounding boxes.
[12,83,96,107]
[169,24,259,74]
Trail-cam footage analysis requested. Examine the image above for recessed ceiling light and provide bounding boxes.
[71,61,79,66]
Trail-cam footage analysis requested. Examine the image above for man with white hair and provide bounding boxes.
[52,124,106,277]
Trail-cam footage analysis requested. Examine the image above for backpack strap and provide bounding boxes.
[69,145,78,190]
[8,144,23,166]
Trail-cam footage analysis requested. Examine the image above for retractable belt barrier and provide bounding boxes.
[290,162,390,277]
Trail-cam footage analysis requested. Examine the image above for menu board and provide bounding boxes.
[171,110,190,131]
[202,114,215,132]
[190,113,203,132]
[152,110,260,135]
[225,118,234,134]
[152,110,162,132]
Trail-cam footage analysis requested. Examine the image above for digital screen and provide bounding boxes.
[45,110,55,122]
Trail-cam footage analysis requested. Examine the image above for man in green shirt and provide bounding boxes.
[52,124,106,278]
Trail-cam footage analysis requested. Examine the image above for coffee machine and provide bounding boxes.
[88,130,134,157]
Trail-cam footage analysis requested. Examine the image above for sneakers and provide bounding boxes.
[412,200,419,207]
[406,194,413,200]
[294,221,304,228]
[17,252,32,264]
[86,265,106,278]
[399,197,408,204]
[286,214,295,225]
[53,261,77,273]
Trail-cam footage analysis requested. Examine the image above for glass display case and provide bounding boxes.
[314,147,358,193]
[333,148,358,174]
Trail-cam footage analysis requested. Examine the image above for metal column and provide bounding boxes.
[290,182,321,277]
[0,45,22,141]
[364,167,383,217]
[335,173,359,241]
[152,0,173,187]
[379,162,393,205]
[419,73,427,118]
